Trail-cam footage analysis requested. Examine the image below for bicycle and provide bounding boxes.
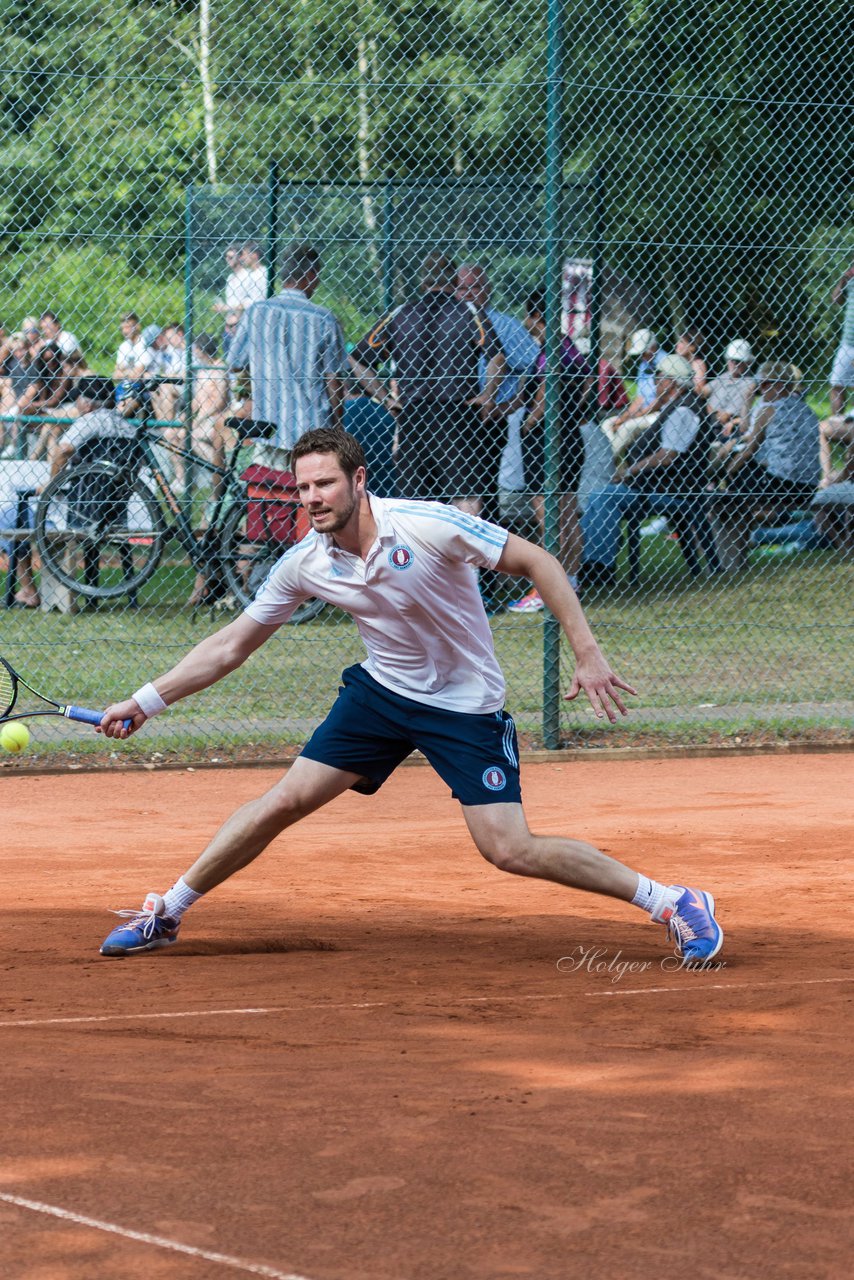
[33,381,325,623]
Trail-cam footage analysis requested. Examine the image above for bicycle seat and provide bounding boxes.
[227,418,277,442]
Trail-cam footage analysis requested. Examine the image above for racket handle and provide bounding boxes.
[65,706,134,732]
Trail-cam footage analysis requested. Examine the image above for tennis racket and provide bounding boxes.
[0,656,131,730]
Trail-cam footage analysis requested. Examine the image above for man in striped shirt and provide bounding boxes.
[229,242,348,467]
[97,427,725,967]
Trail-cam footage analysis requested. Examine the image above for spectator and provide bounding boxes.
[579,354,713,592]
[457,261,539,604]
[212,244,243,316]
[675,329,709,398]
[818,411,854,489]
[706,339,756,444]
[601,328,669,456]
[505,291,593,611]
[113,312,152,408]
[0,456,45,606]
[718,361,820,540]
[5,377,127,605]
[145,324,185,425]
[58,348,98,418]
[0,332,38,455]
[238,242,268,306]
[229,241,347,467]
[343,375,397,500]
[350,250,504,515]
[39,310,81,359]
[165,333,230,497]
[19,343,73,460]
[829,256,854,419]
[574,333,628,516]
[221,308,242,363]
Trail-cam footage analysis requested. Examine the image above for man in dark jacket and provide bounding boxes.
[350,251,505,515]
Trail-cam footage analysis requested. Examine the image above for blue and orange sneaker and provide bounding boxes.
[100,892,179,957]
[653,885,723,962]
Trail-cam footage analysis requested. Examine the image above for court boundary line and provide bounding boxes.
[1,975,853,1029]
[0,1191,312,1279]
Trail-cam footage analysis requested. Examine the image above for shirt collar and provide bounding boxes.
[320,495,394,559]
[278,287,308,300]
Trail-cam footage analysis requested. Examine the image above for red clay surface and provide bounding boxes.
[2,754,853,1280]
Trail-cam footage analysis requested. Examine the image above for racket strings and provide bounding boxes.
[0,663,15,719]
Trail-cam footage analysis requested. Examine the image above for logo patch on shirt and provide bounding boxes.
[388,544,414,570]
[482,766,507,792]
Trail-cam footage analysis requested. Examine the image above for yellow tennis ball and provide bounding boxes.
[0,722,30,754]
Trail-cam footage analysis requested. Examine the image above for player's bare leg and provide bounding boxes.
[100,757,361,956]
[462,801,724,961]
[183,757,362,893]
[462,802,638,899]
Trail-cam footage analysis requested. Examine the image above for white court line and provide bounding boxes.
[587,976,854,997]
[1,976,853,1029]
[0,1191,312,1279]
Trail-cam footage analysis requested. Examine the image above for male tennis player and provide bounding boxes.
[98,427,723,962]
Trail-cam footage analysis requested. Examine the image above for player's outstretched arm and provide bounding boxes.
[99,614,280,738]
[496,534,637,722]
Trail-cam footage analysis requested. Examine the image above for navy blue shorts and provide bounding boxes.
[300,665,522,806]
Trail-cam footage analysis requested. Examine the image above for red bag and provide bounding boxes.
[240,465,310,545]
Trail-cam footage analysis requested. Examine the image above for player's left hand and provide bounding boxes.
[565,655,637,723]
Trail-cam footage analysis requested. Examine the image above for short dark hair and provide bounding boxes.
[280,242,321,284]
[76,375,115,407]
[121,311,140,324]
[291,428,367,481]
[193,332,219,361]
[525,289,547,318]
[419,251,457,291]
[40,310,59,323]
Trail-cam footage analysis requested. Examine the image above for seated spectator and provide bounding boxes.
[221,308,242,363]
[601,328,669,457]
[60,348,97,411]
[818,411,854,489]
[5,378,127,605]
[714,361,820,559]
[574,333,628,513]
[675,330,709,398]
[113,312,153,408]
[506,291,593,611]
[706,340,756,444]
[39,310,81,359]
[19,343,73,460]
[164,333,230,496]
[0,332,37,455]
[0,456,49,606]
[579,354,713,591]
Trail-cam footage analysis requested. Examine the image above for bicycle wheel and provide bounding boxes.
[35,463,166,599]
[219,499,325,623]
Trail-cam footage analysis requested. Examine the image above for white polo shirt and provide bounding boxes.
[245,497,509,714]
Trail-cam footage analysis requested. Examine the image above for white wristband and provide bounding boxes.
[132,682,169,718]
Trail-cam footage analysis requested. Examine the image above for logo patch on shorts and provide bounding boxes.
[389,544,414,570]
[482,766,507,792]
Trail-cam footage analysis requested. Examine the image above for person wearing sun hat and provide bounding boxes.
[578,353,714,591]
[600,327,670,457]
[706,338,757,443]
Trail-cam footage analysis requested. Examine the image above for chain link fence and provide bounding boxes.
[0,0,851,762]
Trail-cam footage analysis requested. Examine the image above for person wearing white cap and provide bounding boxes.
[600,327,669,457]
[579,354,715,591]
[706,339,756,442]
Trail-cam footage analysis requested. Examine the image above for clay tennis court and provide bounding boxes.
[2,751,852,1279]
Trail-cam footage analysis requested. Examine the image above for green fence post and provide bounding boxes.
[383,173,396,313]
[183,184,195,517]
[268,160,280,299]
[542,0,564,750]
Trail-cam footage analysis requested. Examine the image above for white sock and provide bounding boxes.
[631,875,674,920]
[162,876,203,922]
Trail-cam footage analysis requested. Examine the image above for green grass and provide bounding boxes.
[2,534,851,764]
